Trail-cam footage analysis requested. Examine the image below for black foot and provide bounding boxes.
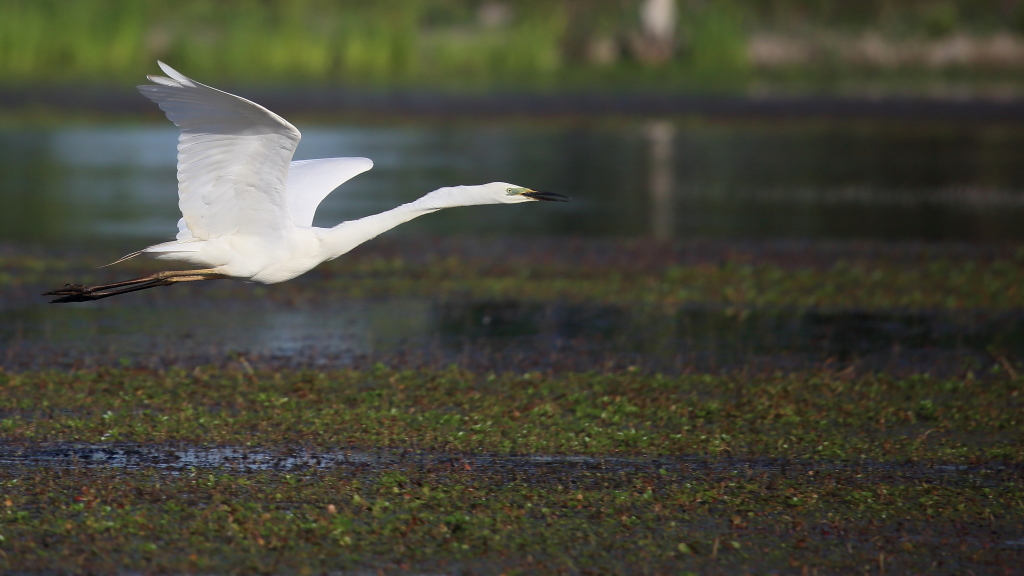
[44,283,90,296]
[44,278,174,303]
[43,284,100,303]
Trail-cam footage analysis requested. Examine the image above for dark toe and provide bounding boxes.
[43,283,92,296]
[49,293,98,304]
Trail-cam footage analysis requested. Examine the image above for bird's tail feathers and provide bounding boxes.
[99,250,144,268]
[98,237,203,268]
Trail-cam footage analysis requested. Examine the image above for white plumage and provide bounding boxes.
[285,157,373,227]
[46,62,567,303]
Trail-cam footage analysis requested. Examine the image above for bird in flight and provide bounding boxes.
[45,62,568,303]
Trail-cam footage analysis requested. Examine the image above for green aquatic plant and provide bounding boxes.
[17,248,1024,310]
[0,460,1018,573]
[0,367,1019,463]
[0,365,1019,573]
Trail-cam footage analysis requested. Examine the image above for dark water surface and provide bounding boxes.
[3,287,1021,373]
[3,119,1024,243]
[2,441,1014,483]
[3,117,1023,371]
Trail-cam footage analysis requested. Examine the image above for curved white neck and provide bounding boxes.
[317,186,497,260]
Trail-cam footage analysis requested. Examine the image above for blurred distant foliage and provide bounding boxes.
[1,0,1024,90]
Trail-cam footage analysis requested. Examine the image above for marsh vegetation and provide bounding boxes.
[2,235,1022,573]
[3,0,1024,93]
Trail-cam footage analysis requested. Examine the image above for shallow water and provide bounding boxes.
[3,119,1024,243]
[3,291,1020,373]
[3,117,1023,371]
[2,441,1013,483]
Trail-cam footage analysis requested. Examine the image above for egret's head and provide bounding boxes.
[421,182,570,209]
[493,182,571,204]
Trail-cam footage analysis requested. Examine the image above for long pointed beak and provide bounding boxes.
[523,190,571,202]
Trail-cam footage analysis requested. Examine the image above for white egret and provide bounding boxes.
[45,62,568,303]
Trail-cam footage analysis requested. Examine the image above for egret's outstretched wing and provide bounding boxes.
[286,157,373,227]
[138,61,300,240]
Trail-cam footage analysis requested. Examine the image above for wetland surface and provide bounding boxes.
[1,116,1022,573]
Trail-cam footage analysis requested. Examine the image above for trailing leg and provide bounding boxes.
[44,269,226,303]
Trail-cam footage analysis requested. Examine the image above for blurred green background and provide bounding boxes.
[3,0,1024,94]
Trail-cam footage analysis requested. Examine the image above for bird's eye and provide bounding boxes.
[506,188,516,195]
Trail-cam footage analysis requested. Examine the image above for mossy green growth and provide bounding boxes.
[0,455,1019,573]
[0,366,1020,572]
[318,257,1024,309]
[20,250,1024,311]
[0,367,1020,463]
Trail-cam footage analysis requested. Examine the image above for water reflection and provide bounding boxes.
[3,295,1019,373]
[1,296,449,366]
[437,301,1023,371]
[646,120,675,239]
[3,120,1024,243]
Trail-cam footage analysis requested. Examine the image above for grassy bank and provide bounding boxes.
[2,0,1024,93]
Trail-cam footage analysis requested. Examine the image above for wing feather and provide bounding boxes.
[286,157,373,227]
[138,61,300,240]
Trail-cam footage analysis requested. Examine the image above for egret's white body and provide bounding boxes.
[47,62,566,302]
[145,177,535,284]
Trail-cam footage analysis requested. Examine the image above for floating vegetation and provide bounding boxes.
[312,257,1024,310]
[10,244,1024,311]
[0,366,1020,572]
[0,366,1019,463]
[0,456,1016,573]
[2,235,1023,571]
